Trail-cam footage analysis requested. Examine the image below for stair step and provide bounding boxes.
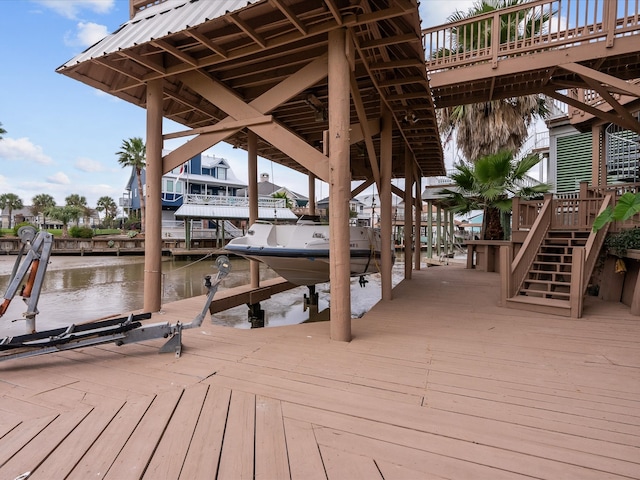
[519,288,571,299]
[506,296,571,317]
[531,261,572,269]
[529,269,572,277]
[524,278,571,286]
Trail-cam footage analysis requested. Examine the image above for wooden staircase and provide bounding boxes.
[507,230,590,317]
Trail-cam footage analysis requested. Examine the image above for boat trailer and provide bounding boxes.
[0,227,232,363]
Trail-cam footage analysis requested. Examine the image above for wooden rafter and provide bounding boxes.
[152,39,199,67]
[228,13,266,49]
[117,50,165,75]
[323,0,342,26]
[184,29,228,58]
[270,0,307,35]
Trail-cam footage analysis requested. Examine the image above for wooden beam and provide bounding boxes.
[228,13,266,48]
[359,33,420,50]
[560,62,640,98]
[270,0,307,35]
[351,178,374,198]
[152,39,199,66]
[577,74,640,131]
[163,116,272,140]
[543,88,640,135]
[323,0,342,26]
[369,58,423,70]
[184,29,228,58]
[350,72,380,190]
[167,54,330,178]
[117,50,166,75]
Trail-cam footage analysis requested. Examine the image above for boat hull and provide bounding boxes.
[225,223,385,285]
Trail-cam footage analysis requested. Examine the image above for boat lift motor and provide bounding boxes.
[0,226,53,334]
[0,256,232,363]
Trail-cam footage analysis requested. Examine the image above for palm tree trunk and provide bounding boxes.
[484,206,504,240]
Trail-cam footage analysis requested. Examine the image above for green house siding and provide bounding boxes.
[556,132,592,193]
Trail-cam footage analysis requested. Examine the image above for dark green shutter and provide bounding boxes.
[556,132,592,193]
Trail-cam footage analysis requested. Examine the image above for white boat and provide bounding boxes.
[225,220,388,286]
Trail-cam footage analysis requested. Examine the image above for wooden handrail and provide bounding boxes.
[581,194,613,296]
[510,194,553,297]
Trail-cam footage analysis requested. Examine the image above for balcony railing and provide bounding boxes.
[423,0,638,72]
[183,194,287,209]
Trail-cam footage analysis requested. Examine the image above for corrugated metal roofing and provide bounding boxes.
[174,204,298,220]
[60,0,259,68]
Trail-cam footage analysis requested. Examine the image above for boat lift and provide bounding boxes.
[0,228,232,363]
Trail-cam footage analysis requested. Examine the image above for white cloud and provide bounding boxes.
[47,172,71,185]
[64,21,109,48]
[419,1,476,28]
[75,157,105,173]
[34,0,114,19]
[0,137,53,165]
[77,21,109,46]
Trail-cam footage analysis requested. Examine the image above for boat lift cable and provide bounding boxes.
[0,255,232,363]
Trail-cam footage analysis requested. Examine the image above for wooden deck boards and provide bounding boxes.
[1,265,639,479]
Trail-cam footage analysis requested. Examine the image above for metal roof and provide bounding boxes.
[58,0,445,180]
[174,204,298,220]
[60,0,258,69]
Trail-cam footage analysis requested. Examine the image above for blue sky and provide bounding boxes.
[0,0,473,212]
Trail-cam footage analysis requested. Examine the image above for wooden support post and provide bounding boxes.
[414,177,422,270]
[248,131,260,288]
[404,146,412,280]
[380,105,393,301]
[308,174,316,216]
[499,245,513,304]
[328,28,351,342]
[427,200,433,259]
[570,247,585,318]
[436,205,442,257]
[144,79,163,313]
[449,210,455,257]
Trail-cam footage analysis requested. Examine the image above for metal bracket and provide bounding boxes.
[159,323,182,357]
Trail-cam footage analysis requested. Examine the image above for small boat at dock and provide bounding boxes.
[225,219,388,286]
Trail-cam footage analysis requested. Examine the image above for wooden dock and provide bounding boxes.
[1,265,639,479]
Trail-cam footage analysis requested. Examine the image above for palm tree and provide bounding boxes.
[116,137,146,233]
[0,122,6,140]
[0,193,24,229]
[272,191,293,209]
[31,193,56,229]
[439,150,551,240]
[45,205,83,238]
[437,0,552,162]
[96,196,118,227]
[65,193,90,226]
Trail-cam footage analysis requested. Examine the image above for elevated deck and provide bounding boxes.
[1,265,638,478]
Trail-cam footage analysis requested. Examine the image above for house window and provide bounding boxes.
[165,180,174,193]
[202,167,211,176]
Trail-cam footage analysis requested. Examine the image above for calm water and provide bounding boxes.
[0,253,405,337]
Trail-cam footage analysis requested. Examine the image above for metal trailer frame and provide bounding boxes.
[0,253,232,363]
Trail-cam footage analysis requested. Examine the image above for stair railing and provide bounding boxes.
[508,194,553,297]
[582,194,613,286]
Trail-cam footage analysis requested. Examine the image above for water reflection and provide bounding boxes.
[0,253,404,336]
